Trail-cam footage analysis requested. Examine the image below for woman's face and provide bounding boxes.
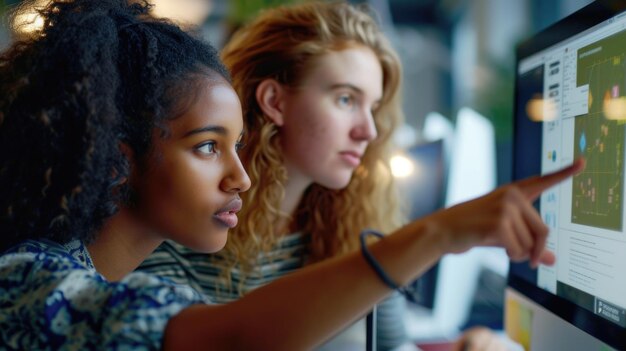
[279,45,383,189]
[133,77,251,253]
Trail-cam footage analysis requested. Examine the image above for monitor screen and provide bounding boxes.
[395,139,446,309]
[509,1,626,349]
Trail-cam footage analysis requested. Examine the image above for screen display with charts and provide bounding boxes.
[509,1,626,349]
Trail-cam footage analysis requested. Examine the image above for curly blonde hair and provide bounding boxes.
[219,1,405,290]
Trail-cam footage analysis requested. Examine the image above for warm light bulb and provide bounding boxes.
[526,97,557,122]
[390,155,415,178]
[12,1,46,36]
[150,0,212,27]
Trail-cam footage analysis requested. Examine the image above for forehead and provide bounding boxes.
[168,78,243,136]
[301,46,383,95]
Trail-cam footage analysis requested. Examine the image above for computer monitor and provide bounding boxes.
[395,138,447,309]
[508,1,626,350]
[329,139,447,350]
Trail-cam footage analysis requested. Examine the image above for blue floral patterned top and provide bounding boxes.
[0,239,208,350]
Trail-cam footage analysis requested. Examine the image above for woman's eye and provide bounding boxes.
[337,94,354,108]
[196,142,216,155]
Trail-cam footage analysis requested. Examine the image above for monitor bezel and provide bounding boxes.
[510,1,626,350]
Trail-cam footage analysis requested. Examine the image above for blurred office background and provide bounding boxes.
[0,0,594,343]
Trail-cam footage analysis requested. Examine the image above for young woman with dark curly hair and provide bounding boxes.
[0,0,582,350]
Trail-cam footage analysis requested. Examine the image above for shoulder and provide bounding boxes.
[0,239,87,283]
[0,240,206,350]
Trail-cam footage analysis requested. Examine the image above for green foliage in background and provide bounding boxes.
[228,0,303,26]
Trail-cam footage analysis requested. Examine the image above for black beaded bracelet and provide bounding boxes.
[360,229,403,290]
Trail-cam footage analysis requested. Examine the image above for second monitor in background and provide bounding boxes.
[394,138,447,310]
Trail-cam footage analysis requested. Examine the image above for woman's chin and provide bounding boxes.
[317,176,353,190]
[179,232,228,253]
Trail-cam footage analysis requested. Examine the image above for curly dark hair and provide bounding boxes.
[0,0,230,252]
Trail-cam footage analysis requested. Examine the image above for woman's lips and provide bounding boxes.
[213,211,239,228]
[339,151,362,167]
[213,198,242,228]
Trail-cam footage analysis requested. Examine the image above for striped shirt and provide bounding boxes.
[138,232,410,350]
[139,232,307,302]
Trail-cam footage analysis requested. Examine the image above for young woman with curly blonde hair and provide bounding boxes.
[221,3,406,347]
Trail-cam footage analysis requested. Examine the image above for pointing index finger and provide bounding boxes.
[517,158,585,201]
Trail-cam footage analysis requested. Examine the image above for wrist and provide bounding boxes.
[419,212,453,256]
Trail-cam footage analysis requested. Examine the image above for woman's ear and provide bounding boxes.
[256,79,286,126]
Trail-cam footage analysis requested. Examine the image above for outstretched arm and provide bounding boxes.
[163,159,584,351]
